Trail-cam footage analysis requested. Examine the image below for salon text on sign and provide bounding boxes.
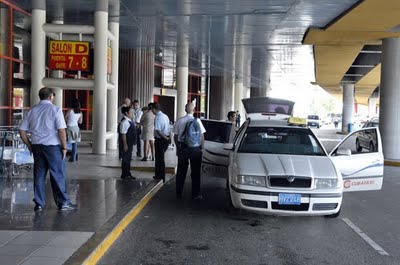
[49,41,90,71]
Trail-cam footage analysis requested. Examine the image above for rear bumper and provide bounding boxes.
[230,185,342,216]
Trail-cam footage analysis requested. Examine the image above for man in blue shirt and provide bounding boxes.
[19,87,77,211]
[151,103,170,182]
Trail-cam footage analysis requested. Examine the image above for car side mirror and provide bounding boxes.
[336,148,351,156]
[223,143,234,150]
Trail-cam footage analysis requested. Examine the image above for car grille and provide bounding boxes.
[271,202,309,211]
[268,176,312,188]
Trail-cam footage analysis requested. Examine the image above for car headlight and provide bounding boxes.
[314,178,339,189]
[235,175,266,187]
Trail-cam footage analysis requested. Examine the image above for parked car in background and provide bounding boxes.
[307,115,321,128]
[356,118,379,152]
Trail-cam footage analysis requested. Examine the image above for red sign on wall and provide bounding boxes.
[49,41,90,71]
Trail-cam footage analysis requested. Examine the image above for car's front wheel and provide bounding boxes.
[369,141,376,152]
[356,138,362,152]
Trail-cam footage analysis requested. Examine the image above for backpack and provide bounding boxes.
[182,118,202,148]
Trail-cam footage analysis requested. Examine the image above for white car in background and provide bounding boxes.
[202,97,384,217]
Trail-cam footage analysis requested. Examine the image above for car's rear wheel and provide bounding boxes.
[325,208,341,218]
[356,138,362,152]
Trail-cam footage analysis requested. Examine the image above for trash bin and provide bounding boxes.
[347,123,353,133]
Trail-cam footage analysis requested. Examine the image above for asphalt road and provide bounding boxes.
[99,127,400,265]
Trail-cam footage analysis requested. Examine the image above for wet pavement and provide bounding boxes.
[0,144,177,264]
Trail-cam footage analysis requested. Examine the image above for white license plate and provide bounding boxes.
[278,193,301,205]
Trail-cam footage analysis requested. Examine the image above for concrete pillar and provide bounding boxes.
[221,15,235,119]
[341,84,354,133]
[31,0,46,106]
[259,56,270,97]
[234,45,244,118]
[107,3,119,150]
[379,38,400,160]
[243,47,252,100]
[50,18,64,108]
[368,97,377,118]
[93,0,108,154]
[176,1,190,118]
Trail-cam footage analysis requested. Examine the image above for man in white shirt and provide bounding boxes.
[19,87,77,211]
[119,106,136,179]
[132,99,143,157]
[118,98,131,159]
[151,103,170,182]
[173,102,206,200]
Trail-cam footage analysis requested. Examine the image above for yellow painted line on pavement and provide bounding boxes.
[82,180,164,265]
[384,160,400,167]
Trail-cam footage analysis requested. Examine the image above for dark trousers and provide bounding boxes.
[136,128,142,156]
[176,147,202,197]
[155,138,169,180]
[121,145,133,177]
[31,144,70,207]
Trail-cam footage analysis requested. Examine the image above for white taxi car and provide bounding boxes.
[202,97,384,217]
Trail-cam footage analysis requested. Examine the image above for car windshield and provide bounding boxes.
[238,127,326,156]
[307,115,319,120]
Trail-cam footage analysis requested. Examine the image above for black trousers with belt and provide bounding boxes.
[154,137,169,181]
[176,146,202,198]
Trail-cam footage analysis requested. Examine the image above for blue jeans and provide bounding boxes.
[69,142,77,162]
[31,145,70,207]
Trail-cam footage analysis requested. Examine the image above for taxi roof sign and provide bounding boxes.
[288,117,307,126]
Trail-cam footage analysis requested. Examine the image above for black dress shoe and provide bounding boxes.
[59,203,78,211]
[141,157,147,162]
[153,176,163,180]
[34,205,43,211]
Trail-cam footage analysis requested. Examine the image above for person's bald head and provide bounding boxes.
[123,98,131,106]
[185,103,195,114]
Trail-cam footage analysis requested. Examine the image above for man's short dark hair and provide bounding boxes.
[133,99,139,104]
[121,106,131,115]
[227,111,236,120]
[39,87,55,100]
[151,103,161,111]
[147,102,153,108]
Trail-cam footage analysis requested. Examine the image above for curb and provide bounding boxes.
[102,165,176,174]
[64,180,164,265]
[384,160,400,167]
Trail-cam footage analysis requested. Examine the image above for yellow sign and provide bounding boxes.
[107,46,112,74]
[49,41,90,71]
[49,41,89,55]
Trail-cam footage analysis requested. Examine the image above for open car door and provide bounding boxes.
[329,128,383,192]
[201,119,235,178]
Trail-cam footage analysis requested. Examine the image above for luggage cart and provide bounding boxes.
[0,127,33,177]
